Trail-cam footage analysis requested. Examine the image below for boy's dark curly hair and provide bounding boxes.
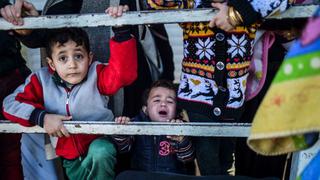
[45,28,90,58]
[142,79,176,106]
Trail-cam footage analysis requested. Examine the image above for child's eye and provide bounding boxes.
[58,56,67,62]
[74,54,83,61]
[153,99,160,103]
[167,100,174,104]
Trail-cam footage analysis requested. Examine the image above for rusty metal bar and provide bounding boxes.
[0,121,251,137]
[0,5,317,30]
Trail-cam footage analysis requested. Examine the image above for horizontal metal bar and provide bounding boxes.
[0,121,251,137]
[0,5,317,30]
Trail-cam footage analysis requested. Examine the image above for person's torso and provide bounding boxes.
[130,113,187,173]
[131,135,187,174]
[141,0,257,120]
[35,61,113,159]
[36,61,113,122]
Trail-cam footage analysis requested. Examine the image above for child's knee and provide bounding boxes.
[89,138,116,159]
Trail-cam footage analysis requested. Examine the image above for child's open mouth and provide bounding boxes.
[159,110,168,116]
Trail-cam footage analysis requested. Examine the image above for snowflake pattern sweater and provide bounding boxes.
[141,0,292,121]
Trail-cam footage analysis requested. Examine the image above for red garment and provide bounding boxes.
[0,69,27,180]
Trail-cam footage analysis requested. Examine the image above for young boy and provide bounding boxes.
[2,27,137,180]
[113,80,194,174]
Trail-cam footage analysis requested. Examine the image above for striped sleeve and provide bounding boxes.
[228,0,292,26]
[2,73,45,127]
[170,137,195,162]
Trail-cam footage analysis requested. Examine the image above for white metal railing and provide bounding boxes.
[0,121,251,137]
[0,5,317,30]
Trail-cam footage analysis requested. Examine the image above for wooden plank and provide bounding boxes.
[0,121,251,137]
[0,5,317,30]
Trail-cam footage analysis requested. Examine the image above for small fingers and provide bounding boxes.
[61,116,72,121]
[115,116,130,124]
[22,1,39,16]
[59,125,70,137]
[109,6,119,17]
[123,5,129,12]
[56,130,63,137]
[14,0,24,17]
[170,119,183,123]
[117,5,124,16]
[209,18,216,28]
[49,130,61,137]
[1,6,13,24]
[211,2,223,9]
[106,6,128,17]
[9,5,23,25]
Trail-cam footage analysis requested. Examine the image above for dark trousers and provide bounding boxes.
[0,68,30,180]
[188,112,235,175]
[115,170,279,180]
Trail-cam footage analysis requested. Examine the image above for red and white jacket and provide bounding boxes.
[3,38,137,159]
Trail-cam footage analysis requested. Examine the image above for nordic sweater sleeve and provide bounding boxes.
[96,36,137,95]
[170,137,195,163]
[2,73,45,127]
[228,0,292,26]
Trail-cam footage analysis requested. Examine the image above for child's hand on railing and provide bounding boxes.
[115,116,131,124]
[105,5,129,18]
[44,114,71,138]
[166,119,185,142]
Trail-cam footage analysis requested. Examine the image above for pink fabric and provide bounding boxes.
[301,17,320,45]
[246,31,275,101]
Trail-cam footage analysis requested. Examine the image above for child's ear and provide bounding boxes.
[88,52,93,65]
[47,57,56,71]
[142,105,147,114]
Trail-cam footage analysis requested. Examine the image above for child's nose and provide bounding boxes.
[68,59,77,68]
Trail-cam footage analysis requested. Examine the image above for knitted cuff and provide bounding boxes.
[170,137,189,150]
[112,26,132,42]
[228,0,261,26]
[30,109,46,127]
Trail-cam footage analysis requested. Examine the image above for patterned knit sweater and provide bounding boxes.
[141,0,292,121]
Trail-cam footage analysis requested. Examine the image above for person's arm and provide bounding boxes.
[20,0,83,48]
[209,0,293,31]
[1,0,83,48]
[228,0,293,26]
[96,27,137,95]
[170,137,195,163]
[2,71,71,137]
[2,72,45,127]
[166,119,195,162]
[111,116,134,153]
